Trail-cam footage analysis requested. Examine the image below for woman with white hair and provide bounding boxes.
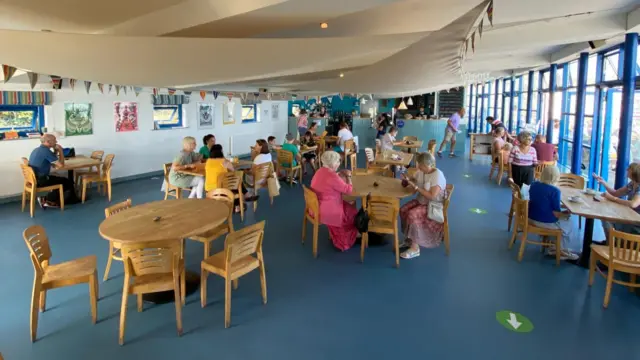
[399,152,447,259]
[528,166,580,260]
[310,151,359,251]
[169,136,205,199]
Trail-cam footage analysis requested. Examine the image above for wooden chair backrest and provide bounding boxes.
[101,154,115,176]
[23,225,52,274]
[367,196,399,224]
[512,196,529,229]
[403,136,418,142]
[20,164,37,189]
[163,163,172,182]
[364,148,375,163]
[444,184,454,216]
[406,167,418,179]
[105,199,132,218]
[609,229,640,265]
[534,161,556,179]
[252,162,273,188]
[427,140,437,155]
[302,185,319,220]
[508,178,521,199]
[349,153,357,171]
[320,131,328,138]
[344,139,356,154]
[276,149,294,168]
[219,171,243,191]
[207,188,234,225]
[122,241,181,277]
[557,173,585,189]
[225,221,265,264]
[90,150,105,160]
[21,157,29,165]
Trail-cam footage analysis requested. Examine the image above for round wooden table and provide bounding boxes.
[350,174,415,198]
[99,199,230,303]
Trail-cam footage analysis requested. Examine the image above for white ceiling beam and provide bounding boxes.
[627,6,640,32]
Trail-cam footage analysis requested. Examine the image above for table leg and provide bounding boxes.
[569,217,594,268]
[143,271,200,304]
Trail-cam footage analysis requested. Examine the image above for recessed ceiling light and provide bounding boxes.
[320,22,328,29]
[339,73,344,78]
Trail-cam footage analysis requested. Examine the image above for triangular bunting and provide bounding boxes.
[471,31,476,53]
[69,79,76,90]
[479,19,484,38]
[153,88,158,96]
[227,93,234,101]
[84,81,92,94]
[51,76,62,90]
[200,91,207,100]
[184,91,192,96]
[168,88,176,95]
[487,0,494,26]
[240,93,246,101]
[304,95,309,102]
[253,92,260,100]
[123,86,128,95]
[3,65,16,82]
[134,87,142,96]
[267,93,272,100]
[115,85,121,95]
[108,84,113,93]
[27,72,38,89]
[212,91,219,100]
[339,93,344,100]
[327,96,332,104]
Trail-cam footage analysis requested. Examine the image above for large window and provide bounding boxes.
[0,105,44,131]
[242,105,256,123]
[153,105,183,129]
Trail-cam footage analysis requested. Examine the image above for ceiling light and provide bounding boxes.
[407,97,413,106]
[339,73,344,78]
[320,23,328,29]
[398,99,408,110]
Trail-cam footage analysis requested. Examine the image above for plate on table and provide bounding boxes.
[567,196,584,203]
[583,189,597,195]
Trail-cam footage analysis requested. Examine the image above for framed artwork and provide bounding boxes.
[271,103,280,120]
[223,101,236,125]
[114,102,138,132]
[64,103,93,136]
[197,103,214,129]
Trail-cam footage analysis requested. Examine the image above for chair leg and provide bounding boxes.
[173,276,183,336]
[203,241,211,259]
[224,279,232,328]
[239,195,245,221]
[30,278,42,342]
[30,192,36,218]
[360,233,368,263]
[489,164,495,180]
[164,187,169,200]
[136,295,143,312]
[118,284,129,346]
[107,179,112,202]
[201,268,208,307]
[21,190,26,212]
[39,290,46,312]
[58,185,65,211]
[103,242,114,281]
[82,181,88,203]
[588,252,597,286]
[508,225,518,249]
[630,274,637,293]
[507,201,514,232]
[181,269,186,307]
[312,222,318,259]
[517,231,528,262]
[259,261,268,304]
[603,265,615,308]
[90,271,98,324]
[443,224,450,256]
[253,200,258,212]
[394,231,400,268]
[301,216,306,244]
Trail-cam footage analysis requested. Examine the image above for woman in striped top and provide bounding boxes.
[508,131,538,188]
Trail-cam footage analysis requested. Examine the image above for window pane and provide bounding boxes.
[497,79,503,94]
[522,75,529,92]
[633,91,640,162]
[153,106,179,125]
[242,106,255,121]
[505,80,511,92]
[542,72,549,89]
[585,86,595,116]
[504,96,511,125]
[604,53,620,81]
[568,61,578,87]
[531,92,539,113]
[532,72,539,91]
[587,55,598,85]
[557,67,565,88]
[581,146,591,176]
[553,92,562,121]
[0,110,35,128]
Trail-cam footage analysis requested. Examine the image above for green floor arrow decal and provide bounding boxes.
[469,208,487,214]
[496,311,534,333]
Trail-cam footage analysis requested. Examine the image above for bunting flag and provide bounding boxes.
[327,96,332,104]
[183,91,192,96]
[168,88,176,95]
[487,0,494,26]
[153,88,158,96]
[253,92,260,100]
[316,96,321,103]
[98,83,104,94]
[281,93,286,100]
[69,79,77,90]
[212,91,219,100]
[471,31,476,53]
[134,87,142,96]
[115,85,121,95]
[51,76,62,90]
[291,94,297,101]
[27,72,38,89]
[227,93,234,101]
[125,86,129,95]
[267,93,272,100]
[199,90,206,100]
[3,65,16,82]
[84,81,92,94]
[479,19,484,38]
[108,84,113,93]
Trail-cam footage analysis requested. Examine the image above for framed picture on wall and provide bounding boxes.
[64,103,93,136]
[223,102,236,125]
[114,102,138,132]
[197,103,214,129]
[271,103,280,120]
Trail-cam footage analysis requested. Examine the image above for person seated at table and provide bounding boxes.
[528,166,580,260]
[278,133,301,180]
[300,131,317,175]
[381,126,398,152]
[508,131,538,188]
[488,116,514,141]
[594,163,640,240]
[398,152,447,259]
[335,122,354,153]
[169,136,204,199]
[198,134,216,160]
[29,134,81,208]
[532,135,558,162]
[204,144,235,193]
[310,151,359,251]
[243,140,270,199]
[267,136,280,168]
[308,122,319,137]
[492,127,506,157]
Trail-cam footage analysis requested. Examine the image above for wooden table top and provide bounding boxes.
[177,160,253,177]
[350,174,415,198]
[394,140,423,149]
[99,199,229,243]
[300,146,317,155]
[375,152,413,167]
[560,187,640,225]
[59,155,102,170]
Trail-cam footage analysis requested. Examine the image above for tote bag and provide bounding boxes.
[267,175,280,197]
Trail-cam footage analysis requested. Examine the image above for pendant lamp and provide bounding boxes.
[398,98,408,110]
[407,96,414,106]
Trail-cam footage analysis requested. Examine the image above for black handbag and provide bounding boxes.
[354,194,371,233]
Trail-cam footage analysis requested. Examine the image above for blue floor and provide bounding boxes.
[1,154,640,360]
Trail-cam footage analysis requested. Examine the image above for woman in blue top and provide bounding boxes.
[528,166,580,260]
[594,163,640,241]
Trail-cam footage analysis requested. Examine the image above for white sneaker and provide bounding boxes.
[400,248,420,259]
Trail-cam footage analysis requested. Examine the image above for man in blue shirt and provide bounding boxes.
[28,134,79,207]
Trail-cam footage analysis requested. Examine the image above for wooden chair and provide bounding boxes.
[74,150,104,184]
[495,151,512,185]
[443,184,454,256]
[534,160,557,180]
[341,139,356,168]
[557,173,585,228]
[246,162,275,212]
[403,136,418,142]
[427,139,437,155]
[589,229,640,308]
[364,147,391,176]
[20,164,64,218]
[320,131,328,138]
[103,199,132,281]
[219,171,245,220]
[119,240,185,345]
[189,189,234,260]
[361,196,400,267]
[201,221,267,328]
[349,153,357,172]
[302,185,322,258]
[163,163,191,200]
[81,154,115,203]
[488,143,500,181]
[507,197,562,266]
[21,156,29,165]
[507,178,520,232]
[23,225,98,342]
[276,149,302,187]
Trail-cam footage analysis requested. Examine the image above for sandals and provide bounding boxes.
[400,247,420,259]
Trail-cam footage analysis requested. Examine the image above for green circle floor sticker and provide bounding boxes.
[469,208,487,214]
[496,311,534,333]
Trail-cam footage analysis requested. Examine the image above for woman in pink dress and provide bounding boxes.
[310,151,359,251]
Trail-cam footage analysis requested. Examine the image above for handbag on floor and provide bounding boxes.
[267,175,280,197]
[428,201,444,223]
[354,194,371,233]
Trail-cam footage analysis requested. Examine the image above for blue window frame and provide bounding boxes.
[242,105,256,123]
[0,105,44,131]
[153,105,183,129]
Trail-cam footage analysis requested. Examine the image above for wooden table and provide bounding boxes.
[59,155,102,171]
[349,174,415,198]
[300,146,318,155]
[176,160,254,177]
[560,187,640,267]
[394,140,423,153]
[375,152,413,167]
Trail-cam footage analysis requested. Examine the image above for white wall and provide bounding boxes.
[0,88,288,197]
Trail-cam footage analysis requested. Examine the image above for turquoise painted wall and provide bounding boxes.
[288,95,360,116]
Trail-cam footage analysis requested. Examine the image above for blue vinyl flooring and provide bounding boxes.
[1,153,639,360]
